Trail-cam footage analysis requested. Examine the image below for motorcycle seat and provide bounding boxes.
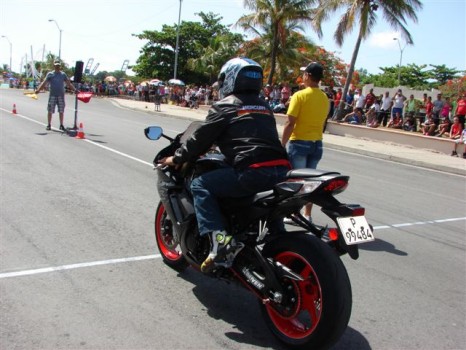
[286,169,340,179]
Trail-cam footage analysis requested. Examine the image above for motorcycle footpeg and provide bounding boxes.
[208,242,245,271]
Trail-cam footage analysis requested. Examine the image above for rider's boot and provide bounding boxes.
[201,230,235,273]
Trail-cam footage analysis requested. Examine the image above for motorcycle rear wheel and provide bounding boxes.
[155,202,189,272]
[260,234,352,350]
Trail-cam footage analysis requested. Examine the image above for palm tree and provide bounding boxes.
[237,0,316,85]
[188,35,241,83]
[311,0,422,117]
[239,18,316,83]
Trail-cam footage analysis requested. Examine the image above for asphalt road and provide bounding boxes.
[1,89,465,350]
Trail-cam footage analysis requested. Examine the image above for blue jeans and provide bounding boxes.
[190,166,289,235]
[288,140,323,169]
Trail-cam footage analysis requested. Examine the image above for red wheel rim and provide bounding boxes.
[265,251,322,339]
[155,204,183,261]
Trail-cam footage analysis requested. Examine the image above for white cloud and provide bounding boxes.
[368,31,400,49]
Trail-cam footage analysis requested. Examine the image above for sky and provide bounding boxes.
[1,0,465,78]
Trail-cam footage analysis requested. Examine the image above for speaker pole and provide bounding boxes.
[73,92,79,129]
[71,60,84,130]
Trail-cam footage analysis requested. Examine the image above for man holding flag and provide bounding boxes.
[35,60,76,131]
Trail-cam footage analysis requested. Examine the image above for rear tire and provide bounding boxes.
[155,202,189,272]
[260,234,352,349]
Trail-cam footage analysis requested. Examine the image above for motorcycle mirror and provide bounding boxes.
[144,126,163,140]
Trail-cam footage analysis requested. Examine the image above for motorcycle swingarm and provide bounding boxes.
[248,246,304,295]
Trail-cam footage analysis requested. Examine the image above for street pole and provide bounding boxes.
[173,0,182,79]
[49,19,63,60]
[1,35,12,72]
[393,38,405,87]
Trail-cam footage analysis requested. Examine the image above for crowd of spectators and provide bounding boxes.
[91,80,466,158]
[331,88,465,138]
[13,74,466,158]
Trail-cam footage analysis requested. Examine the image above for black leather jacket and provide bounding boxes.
[173,93,288,169]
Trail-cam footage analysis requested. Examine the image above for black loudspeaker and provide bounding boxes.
[74,61,84,83]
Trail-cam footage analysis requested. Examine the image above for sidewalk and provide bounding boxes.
[110,97,466,176]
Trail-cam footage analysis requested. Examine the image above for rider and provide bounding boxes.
[159,57,290,272]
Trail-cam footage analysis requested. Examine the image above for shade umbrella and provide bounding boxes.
[168,78,185,86]
[104,76,117,82]
[150,79,165,86]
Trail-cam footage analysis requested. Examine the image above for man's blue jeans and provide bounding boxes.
[288,140,323,169]
[190,165,289,235]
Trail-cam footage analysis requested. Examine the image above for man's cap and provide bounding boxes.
[53,60,61,66]
[300,62,323,80]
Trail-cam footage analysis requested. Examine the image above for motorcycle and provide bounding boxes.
[144,121,375,349]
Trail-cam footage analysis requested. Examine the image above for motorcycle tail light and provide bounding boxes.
[328,228,339,241]
[323,179,348,194]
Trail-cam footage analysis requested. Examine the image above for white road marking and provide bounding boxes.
[82,138,153,167]
[373,217,466,230]
[0,254,161,279]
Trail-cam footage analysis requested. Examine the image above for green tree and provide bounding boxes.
[274,29,315,84]
[133,12,242,84]
[358,63,465,90]
[237,0,316,85]
[428,64,464,87]
[31,54,74,82]
[238,18,316,84]
[187,34,242,84]
[360,63,430,89]
[360,69,398,88]
[311,0,422,117]
[358,67,369,82]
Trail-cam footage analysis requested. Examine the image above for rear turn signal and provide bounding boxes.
[328,228,339,241]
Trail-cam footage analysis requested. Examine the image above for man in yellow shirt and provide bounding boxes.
[281,62,329,222]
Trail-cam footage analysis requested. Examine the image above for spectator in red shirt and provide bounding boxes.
[364,88,376,109]
[281,83,291,104]
[425,96,434,118]
[449,116,463,139]
[334,88,342,106]
[455,93,466,129]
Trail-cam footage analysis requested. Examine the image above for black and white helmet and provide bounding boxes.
[217,57,263,99]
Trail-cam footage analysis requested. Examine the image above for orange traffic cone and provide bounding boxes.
[12,104,17,114]
[75,122,85,139]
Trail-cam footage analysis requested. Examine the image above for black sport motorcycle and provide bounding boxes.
[145,121,375,350]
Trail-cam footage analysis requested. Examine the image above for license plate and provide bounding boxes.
[337,216,375,245]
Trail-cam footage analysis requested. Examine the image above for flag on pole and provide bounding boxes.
[77,92,93,103]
